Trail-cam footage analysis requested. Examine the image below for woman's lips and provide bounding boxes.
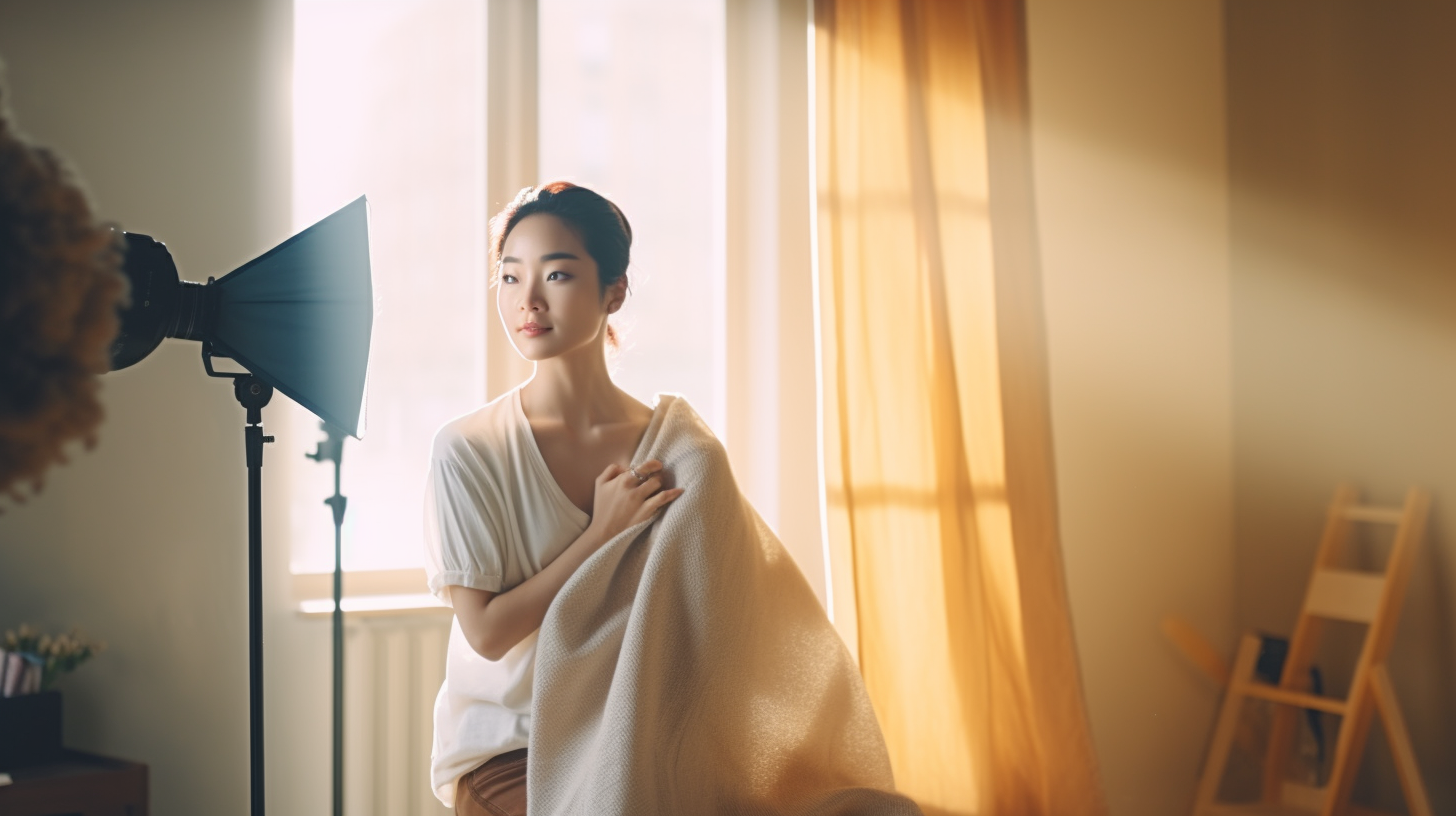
[520,324,552,338]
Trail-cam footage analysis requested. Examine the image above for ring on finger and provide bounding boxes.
[629,465,648,483]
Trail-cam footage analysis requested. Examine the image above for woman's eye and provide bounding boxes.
[547,271,571,281]
[501,274,517,284]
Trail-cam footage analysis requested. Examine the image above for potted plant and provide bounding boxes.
[0,624,105,769]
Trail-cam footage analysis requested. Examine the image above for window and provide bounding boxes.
[288,0,822,608]
[290,0,487,576]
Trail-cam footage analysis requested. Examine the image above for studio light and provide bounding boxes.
[112,195,373,438]
[108,196,373,816]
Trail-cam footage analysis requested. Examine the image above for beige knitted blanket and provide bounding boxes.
[527,395,920,816]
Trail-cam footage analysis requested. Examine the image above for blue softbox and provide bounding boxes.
[112,196,373,438]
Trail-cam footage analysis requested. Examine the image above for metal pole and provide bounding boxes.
[330,455,346,816]
[236,376,274,816]
[309,422,348,816]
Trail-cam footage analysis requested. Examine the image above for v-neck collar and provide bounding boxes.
[512,387,671,526]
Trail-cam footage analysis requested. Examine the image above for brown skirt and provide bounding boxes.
[454,748,528,816]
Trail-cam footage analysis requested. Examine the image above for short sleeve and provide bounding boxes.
[422,441,508,600]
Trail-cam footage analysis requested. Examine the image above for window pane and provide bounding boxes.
[538,0,727,437]
[291,0,487,573]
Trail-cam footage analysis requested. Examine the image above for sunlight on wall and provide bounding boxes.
[1027,2,1234,815]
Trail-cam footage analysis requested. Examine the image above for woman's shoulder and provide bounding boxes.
[430,390,519,466]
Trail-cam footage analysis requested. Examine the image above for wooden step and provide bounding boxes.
[1306,568,1385,623]
[1239,681,1349,714]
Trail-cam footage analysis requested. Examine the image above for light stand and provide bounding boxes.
[204,347,276,816]
[109,196,373,816]
[306,422,348,816]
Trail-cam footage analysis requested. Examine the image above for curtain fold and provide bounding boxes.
[813,3,1107,814]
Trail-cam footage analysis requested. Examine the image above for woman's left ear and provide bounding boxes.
[605,279,628,314]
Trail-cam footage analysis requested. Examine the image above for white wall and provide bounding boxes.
[1026,2,1236,814]
[1227,3,1456,810]
[0,2,334,814]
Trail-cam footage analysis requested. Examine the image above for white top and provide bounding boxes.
[421,387,656,805]
[421,387,591,804]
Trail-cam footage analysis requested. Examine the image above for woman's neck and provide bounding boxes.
[520,344,631,431]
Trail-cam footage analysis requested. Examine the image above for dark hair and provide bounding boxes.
[489,181,632,350]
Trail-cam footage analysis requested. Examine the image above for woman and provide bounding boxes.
[423,183,916,816]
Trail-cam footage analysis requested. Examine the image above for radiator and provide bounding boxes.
[344,610,454,816]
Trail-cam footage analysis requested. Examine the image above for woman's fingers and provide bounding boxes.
[599,463,625,484]
[623,460,665,489]
[629,487,684,525]
[651,487,685,510]
[632,474,664,496]
[631,459,663,477]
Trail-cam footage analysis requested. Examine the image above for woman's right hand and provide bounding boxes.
[586,459,684,544]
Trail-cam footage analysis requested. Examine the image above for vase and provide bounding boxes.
[0,690,63,769]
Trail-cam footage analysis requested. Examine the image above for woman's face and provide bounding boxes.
[497,213,623,362]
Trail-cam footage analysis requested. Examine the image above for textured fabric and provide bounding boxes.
[528,394,921,816]
[814,2,1107,815]
[424,387,618,804]
[455,749,529,816]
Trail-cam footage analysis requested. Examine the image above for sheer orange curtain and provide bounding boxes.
[813,2,1106,814]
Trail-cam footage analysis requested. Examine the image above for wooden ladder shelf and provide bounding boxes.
[1191,484,1433,816]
